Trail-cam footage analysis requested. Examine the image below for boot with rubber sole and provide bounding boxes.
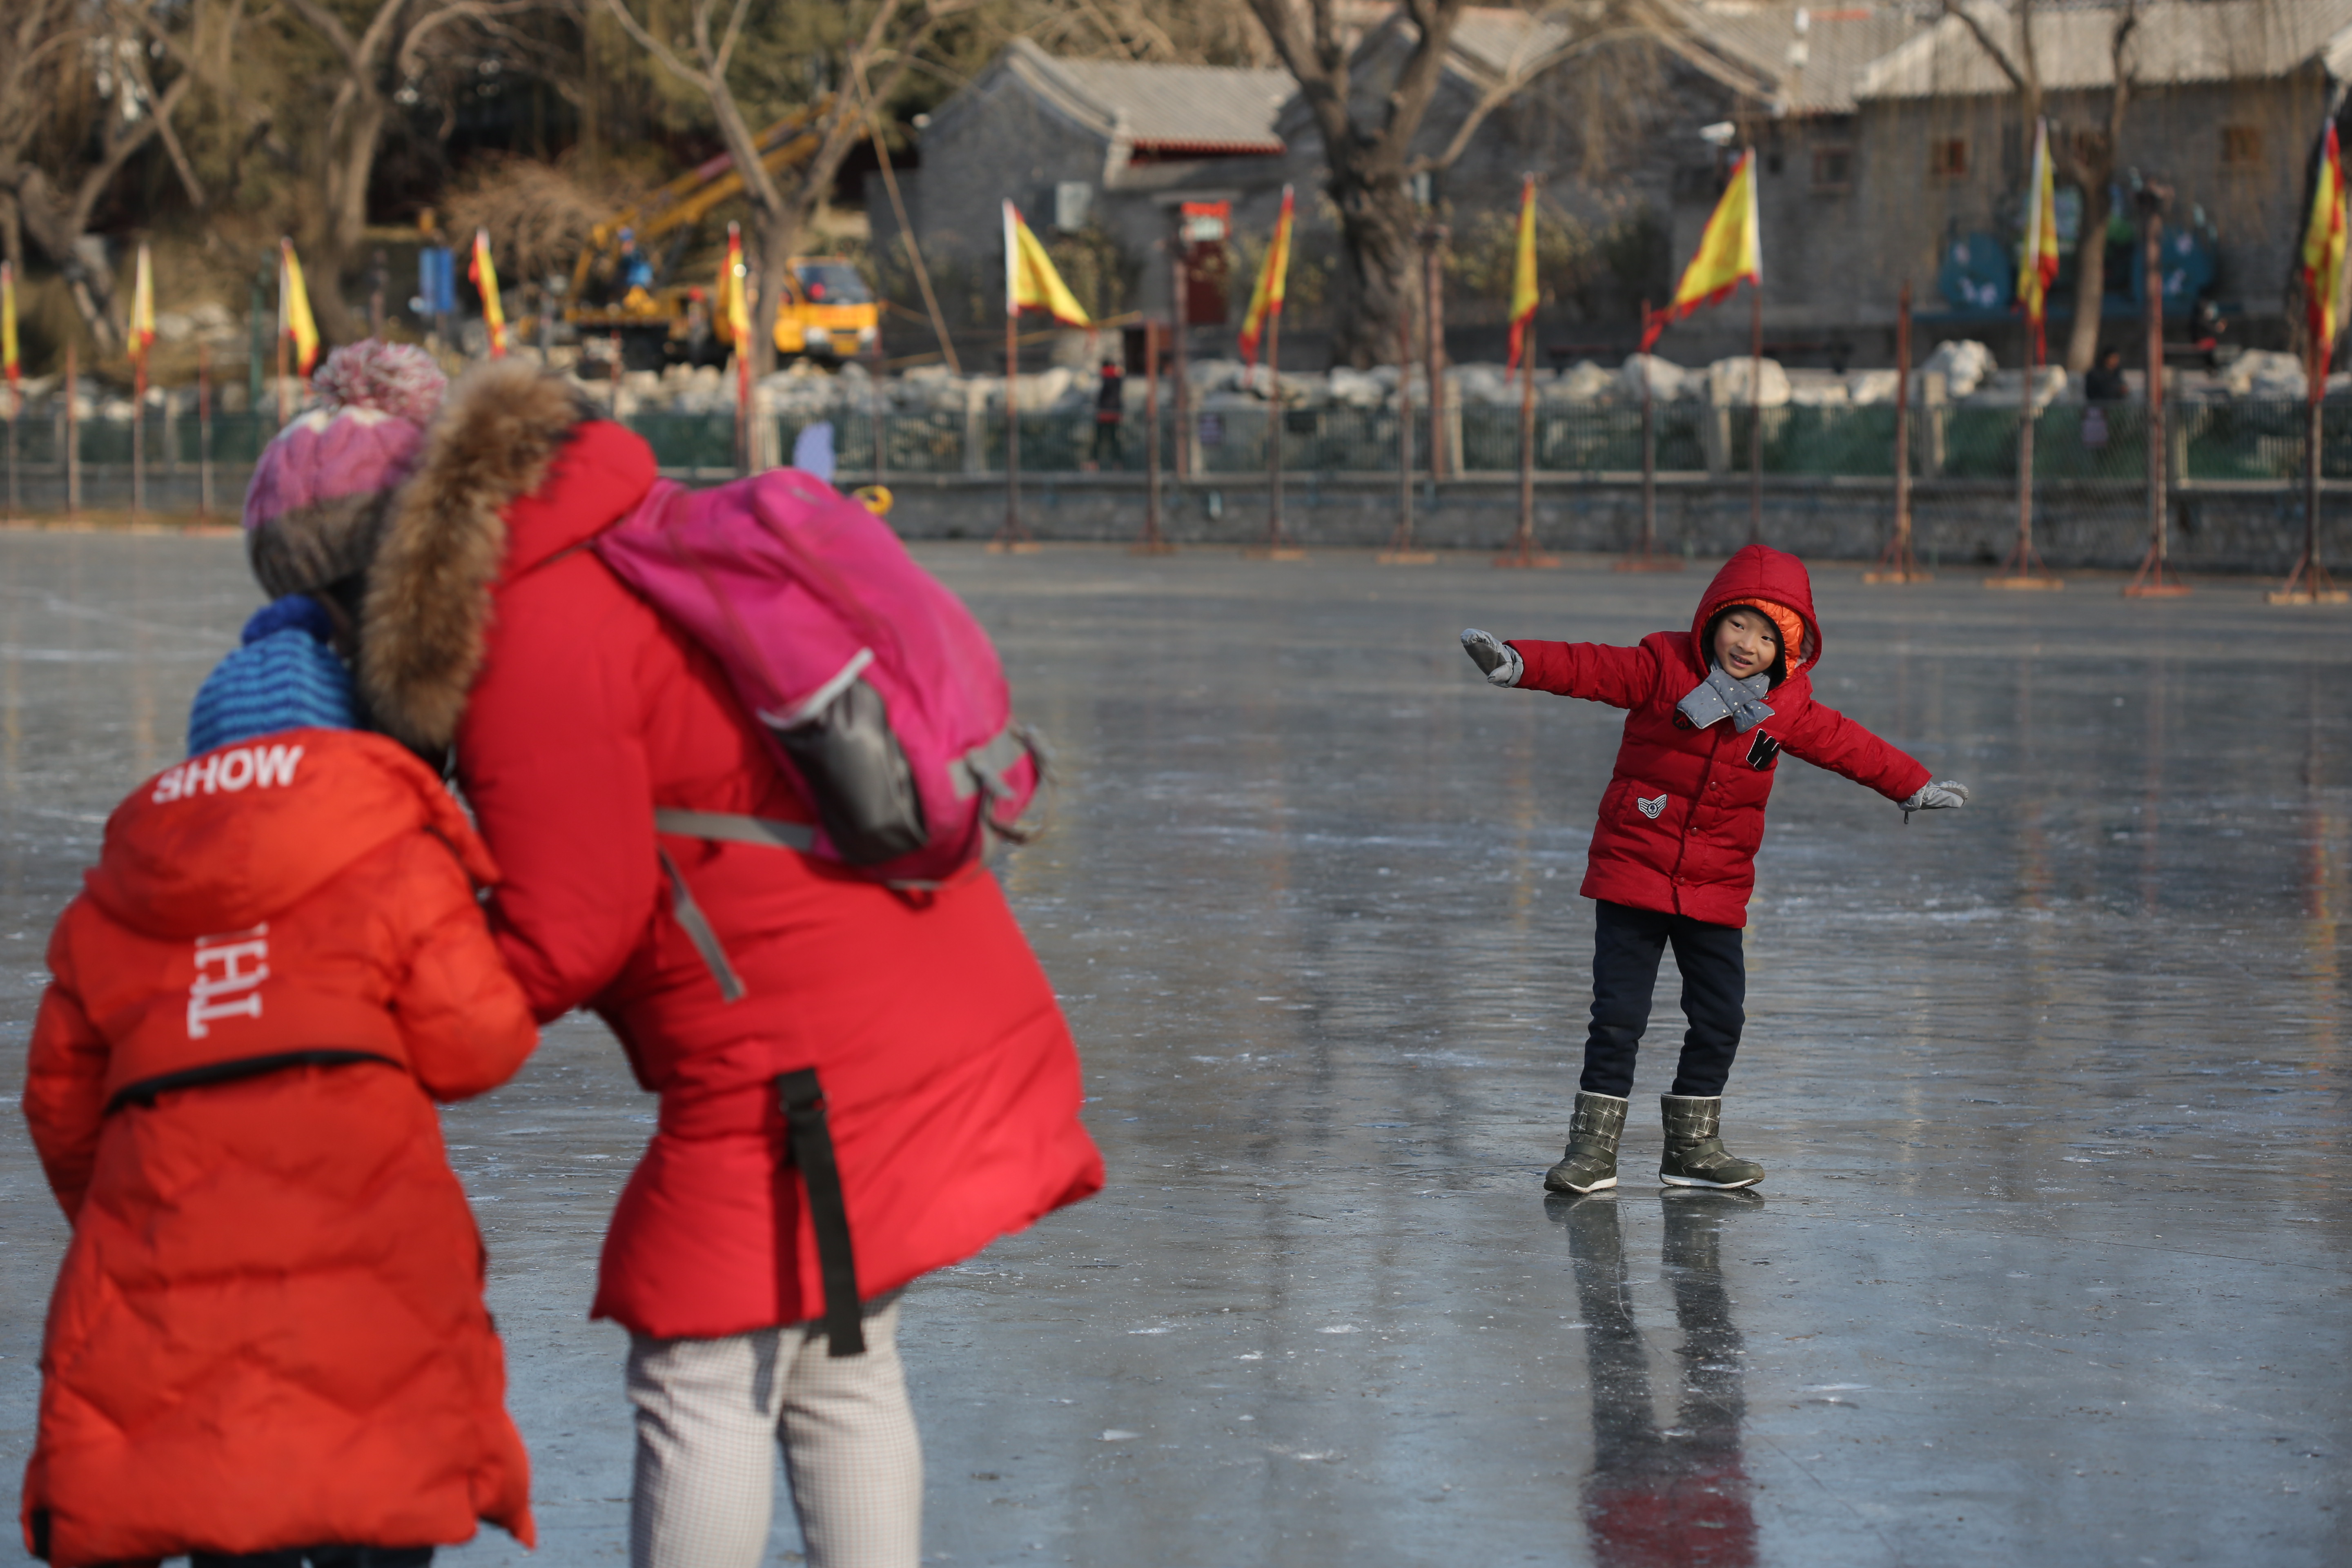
[1544,1091,1630,1194]
[1657,1094,1764,1189]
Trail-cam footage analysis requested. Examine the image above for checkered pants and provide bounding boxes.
[627,1300,922,1568]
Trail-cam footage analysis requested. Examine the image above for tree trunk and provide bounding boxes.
[2062,172,2112,374]
[1329,163,1417,368]
[310,90,388,343]
[754,210,800,382]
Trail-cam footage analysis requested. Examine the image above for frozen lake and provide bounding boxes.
[2,535,2346,1566]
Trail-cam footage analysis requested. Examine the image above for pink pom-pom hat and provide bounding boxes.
[243,341,449,599]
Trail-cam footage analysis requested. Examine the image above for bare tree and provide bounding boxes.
[600,0,965,381]
[0,0,198,351]
[1243,0,1651,366]
[273,0,551,342]
[1943,0,2140,376]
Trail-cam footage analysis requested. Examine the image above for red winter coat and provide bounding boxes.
[358,362,1103,1341]
[20,730,537,1568]
[1509,545,1930,928]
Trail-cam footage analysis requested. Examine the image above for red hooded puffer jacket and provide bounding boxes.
[20,730,537,1568]
[1509,545,1930,928]
[358,363,1103,1341]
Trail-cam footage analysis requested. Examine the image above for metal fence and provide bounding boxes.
[4,399,2348,487]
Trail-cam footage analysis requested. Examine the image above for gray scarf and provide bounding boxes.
[1676,663,1775,733]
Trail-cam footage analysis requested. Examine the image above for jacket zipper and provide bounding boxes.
[1665,723,1724,914]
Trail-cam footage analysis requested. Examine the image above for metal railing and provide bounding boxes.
[4,399,2347,492]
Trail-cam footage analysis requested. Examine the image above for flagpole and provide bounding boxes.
[1993,120,2060,589]
[1424,227,1449,484]
[1380,302,1431,563]
[1172,237,1191,481]
[2128,189,2188,597]
[133,350,146,521]
[1640,306,1655,559]
[1260,305,1292,554]
[197,344,214,519]
[1869,280,1925,582]
[64,341,80,520]
[1748,280,1763,544]
[1138,318,1172,555]
[1617,302,1675,573]
[1001,301,1022,546]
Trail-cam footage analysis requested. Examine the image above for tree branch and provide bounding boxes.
[1940,0,2028,98]
[600,0,709,92]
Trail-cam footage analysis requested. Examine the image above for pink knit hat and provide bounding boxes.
[243,341,448,599]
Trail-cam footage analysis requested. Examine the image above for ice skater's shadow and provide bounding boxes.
[1544,1189,1763,1568]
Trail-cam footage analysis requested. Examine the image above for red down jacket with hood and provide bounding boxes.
[356,362,1103,1341]
[1508,545,1930,928]
[20,729,536,1567]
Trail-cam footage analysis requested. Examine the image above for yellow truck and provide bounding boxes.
[568,101,877,368]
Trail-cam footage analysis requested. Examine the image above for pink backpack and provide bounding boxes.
[595,471,1044,886]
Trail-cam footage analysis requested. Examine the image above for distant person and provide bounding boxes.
[348,360,1102,1568]
[2084,347,2128,403]
[19,595,538,1568]
[793,418,837,483]
[2190,296,2227,369]
[1091,358,1125,468]
[1460,545,1969,1195]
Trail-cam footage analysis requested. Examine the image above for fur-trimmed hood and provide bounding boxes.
[358,361,595,752]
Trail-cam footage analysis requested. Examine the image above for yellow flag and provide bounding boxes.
[131,244,156,366]
[2017,118,2059,355]
[1645,149,1760,349]
[1238,185,1294,368]
[1003,200,1089,327]
[279,238,321,375]
[470,228,507,358]
[2303,121,2348,378]
[724,222,751,344]
[2,261,18,401]
[1507,175,1539,372]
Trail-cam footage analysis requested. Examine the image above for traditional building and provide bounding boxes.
[875,1,2352,365]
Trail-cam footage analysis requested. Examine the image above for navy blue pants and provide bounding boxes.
[1580,900,1746,1098]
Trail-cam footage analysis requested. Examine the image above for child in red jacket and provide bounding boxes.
[1461,544,1968,1194]
[20,598,538,1568]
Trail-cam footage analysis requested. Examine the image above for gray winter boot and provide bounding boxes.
[1543,1091,1630,1194]
[1657,1094,1765,1189]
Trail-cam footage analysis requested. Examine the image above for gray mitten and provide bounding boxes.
[1460,629,1523,687]
[1898,780,1970,824]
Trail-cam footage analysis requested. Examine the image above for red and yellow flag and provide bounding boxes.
[131,244,156,368]
[722,222,751,346]
[470,228,507,358]
[279,238,320,376]
[1238,185,1294,368]
[1506,175,1540,373]
[2,261,19,407]
[1643,149,1760,351]
[1003,200,1090,327]
[2302,120,2348,388]
[2017,118,2060,361]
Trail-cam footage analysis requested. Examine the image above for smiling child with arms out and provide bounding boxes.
[1460,544,1969,1194]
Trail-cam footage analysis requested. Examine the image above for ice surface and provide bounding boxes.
[0,536,2346,1566]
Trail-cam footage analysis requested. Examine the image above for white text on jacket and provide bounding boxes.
[153,744,305,803]
[189,924,269,1039]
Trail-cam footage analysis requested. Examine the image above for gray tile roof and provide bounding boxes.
[1692,1,1935,116]
[1001,37,1291,154]
[1856,0,2352,99]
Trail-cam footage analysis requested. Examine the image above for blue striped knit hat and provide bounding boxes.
[185,596,359,757]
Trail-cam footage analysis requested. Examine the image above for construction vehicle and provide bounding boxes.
[568,99,878,370]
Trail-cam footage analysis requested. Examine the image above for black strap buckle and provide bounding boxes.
[776,1068,865,1357]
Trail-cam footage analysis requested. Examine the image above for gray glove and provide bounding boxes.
[1460,629,1523,687]
[1898,780,1969,824]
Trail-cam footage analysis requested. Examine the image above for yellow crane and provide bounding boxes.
[569,98,878,369]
